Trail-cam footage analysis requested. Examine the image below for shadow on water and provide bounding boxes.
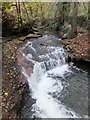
[73,59,90,75]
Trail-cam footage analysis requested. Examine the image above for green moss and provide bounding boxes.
[86,48,90,54]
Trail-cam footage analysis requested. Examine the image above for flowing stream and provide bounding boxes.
[18,34,88,118]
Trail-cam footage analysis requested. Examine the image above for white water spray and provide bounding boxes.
[22,41,80,118]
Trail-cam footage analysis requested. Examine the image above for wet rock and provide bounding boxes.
[19,84,35,119]
[16,48,33,84]
[26,33,42,39]
[32,27,38,32]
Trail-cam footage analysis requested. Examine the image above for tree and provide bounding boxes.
[71,2,78,36]
[15,0,22,26]
[88,1,90,30]
[22,1,30,23]
[63,2,78,39]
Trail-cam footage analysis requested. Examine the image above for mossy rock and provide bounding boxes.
[82,57,90,62]
[62,29,77,39]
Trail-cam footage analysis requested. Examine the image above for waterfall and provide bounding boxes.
[21,42,79,118]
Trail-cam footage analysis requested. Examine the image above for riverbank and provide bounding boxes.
[2,29,43,119]
[2,37,25,119]
[61,31,90,62]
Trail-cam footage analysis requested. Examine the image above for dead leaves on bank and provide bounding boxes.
[2,38,23,119]
[61,32,90,61]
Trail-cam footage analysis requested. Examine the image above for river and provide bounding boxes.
[17,33,88,119]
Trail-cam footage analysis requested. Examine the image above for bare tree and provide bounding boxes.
[22,1,30,23]
[88,1,90,30]
[15,0,22,26]
[63,2,78,39]
[71,2,78,36]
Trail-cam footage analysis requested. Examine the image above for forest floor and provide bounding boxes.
[2,38,25,119]
[2,27,89,119]
[60,28,90,62]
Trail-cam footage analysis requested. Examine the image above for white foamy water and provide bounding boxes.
[22,43,80,118]
[29,64,78,118]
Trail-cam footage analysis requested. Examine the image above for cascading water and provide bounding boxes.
[19,34,88,118]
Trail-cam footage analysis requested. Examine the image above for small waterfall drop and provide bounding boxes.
[19,35,83,118]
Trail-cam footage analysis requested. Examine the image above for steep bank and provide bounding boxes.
[2,27,42,119]
[61,32,90,62]
[2,37,26,119]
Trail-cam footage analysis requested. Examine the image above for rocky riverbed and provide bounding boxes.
[16,33,89,118]
[2,29,89,119]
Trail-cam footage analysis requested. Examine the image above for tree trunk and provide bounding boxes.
[40,3,45,25]
[22,1,30,23]
[88,1,90,30]
[71,2,78,35]
[15,0,22,26]
[18,1,22,26]
[63,2,78,39]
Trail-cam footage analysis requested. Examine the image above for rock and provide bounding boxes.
[19,37,26,41]
[62,29,77,39]
[40,43,46,46]
[26,33,42,39]
[0,37,2,43]
[19,33,42,41]
[16,48,33,84]
[37,26,45,29]
[34,31,41,35]
[82,57,90,62]
[32,27,38,32]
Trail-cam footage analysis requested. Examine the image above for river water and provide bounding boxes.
[18,34,88,118]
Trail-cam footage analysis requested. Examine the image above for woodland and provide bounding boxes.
[1,1,90,119]
[2,2,90,59]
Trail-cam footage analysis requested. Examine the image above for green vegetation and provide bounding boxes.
[2,2,89,37]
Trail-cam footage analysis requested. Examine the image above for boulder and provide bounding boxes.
[32,27,38,32]
[26,33,42,39]
[19,33,42,41]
